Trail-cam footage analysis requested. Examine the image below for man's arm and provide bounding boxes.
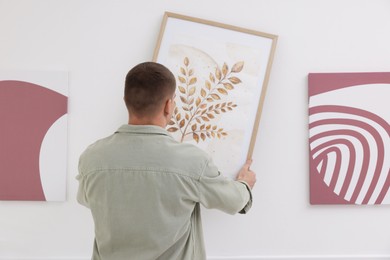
[196,158,256,215]
[76,172,90,208]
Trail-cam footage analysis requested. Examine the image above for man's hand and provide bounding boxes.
[236,159,256,189]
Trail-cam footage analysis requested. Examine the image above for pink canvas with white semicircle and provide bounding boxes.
[0,71,68,201]
[308,72,390,205]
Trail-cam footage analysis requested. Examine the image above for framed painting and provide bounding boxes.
[309,72,390,205]
[153,12,277,178]
[0,71,68,201]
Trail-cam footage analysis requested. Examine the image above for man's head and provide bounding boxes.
[124,62,176,125]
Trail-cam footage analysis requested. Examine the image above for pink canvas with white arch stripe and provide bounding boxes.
[308,72,390,205]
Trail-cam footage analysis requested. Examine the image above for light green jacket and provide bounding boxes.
[77,124,252,260]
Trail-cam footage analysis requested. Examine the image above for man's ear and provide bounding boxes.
[164,98,173,116]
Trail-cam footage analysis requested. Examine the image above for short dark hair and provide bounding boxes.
[124,62,176,116]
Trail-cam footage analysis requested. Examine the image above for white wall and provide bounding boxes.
[1,0,390,259]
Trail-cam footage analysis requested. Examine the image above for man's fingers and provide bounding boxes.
[244,159,253,170]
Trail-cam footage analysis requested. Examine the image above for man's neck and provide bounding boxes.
[128,116,166,128]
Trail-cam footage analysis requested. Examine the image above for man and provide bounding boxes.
[77,62,256,260]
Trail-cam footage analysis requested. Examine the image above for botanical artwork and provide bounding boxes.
[154,12,277,178]
[0,71,68,201]
[167,57,243,143]
[309,72,390,205]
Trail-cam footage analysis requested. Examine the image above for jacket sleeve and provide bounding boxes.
[75,164,90,208]
[196,157,253,215]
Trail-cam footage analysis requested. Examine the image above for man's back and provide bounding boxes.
[77,124,251,260]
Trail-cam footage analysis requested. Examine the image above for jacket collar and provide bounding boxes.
[115,124,172,137]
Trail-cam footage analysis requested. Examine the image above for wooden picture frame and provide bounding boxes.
[153,12,277,178]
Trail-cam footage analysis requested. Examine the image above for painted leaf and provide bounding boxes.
[200,133,206,141]
[207,113,215,119]
[188,97,194,105]
[199,103,207,109]
[200,124,205,130]
[212,125,217,130]
[180,96,188,104]
[178,86,186,94]
[191,124,197,131]
[193,133,199,143]
[211,94,221,100]
[189,77,197,85]
[217,88,228,95]
[206,125,211,130]
[231,61,244,73]
[205,80,211,90]
[200,88,206,98]
[196,97,201,106]
[185,113,190,120]
[206,98,213,102]
[189,87,196,96]
[176,113,181,121]
[223,83,234,90]
[168,119,175,125]
[201,116,209,122]
[215,68,221,80]
[167,127,178,132]
[229,77,242,84]
[180,67,186,76]
[209,73,215,83]
[222,63,228,77]
[179,119,185,128]
[178,76,186,84]
[221,132,228,136]
[189,69,194,76]
[196,118,201,123]
[184,57,189,66]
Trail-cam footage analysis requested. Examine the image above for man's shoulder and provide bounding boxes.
[78,134,115,165]
[167,138,210,161]
[162,139,216,178]
[83,134,114,153]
